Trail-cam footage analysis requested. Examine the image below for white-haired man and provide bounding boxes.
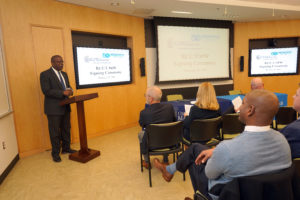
[138,86,176,168]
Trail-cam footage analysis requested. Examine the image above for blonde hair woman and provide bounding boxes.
[183,82,221,141]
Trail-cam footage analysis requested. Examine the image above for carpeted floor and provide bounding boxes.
[0,126,194,200]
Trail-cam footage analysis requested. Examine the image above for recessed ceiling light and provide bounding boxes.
[110,2,120,6]
[171,11,192,14]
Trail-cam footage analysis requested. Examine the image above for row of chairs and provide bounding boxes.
[165,90,243,101]
[185,113,245,146]
[140,113,245,187]
[141,108,298,187]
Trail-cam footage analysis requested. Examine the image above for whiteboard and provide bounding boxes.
[0,31,11,118]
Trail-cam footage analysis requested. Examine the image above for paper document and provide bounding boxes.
[232,96,242,111]
[184,104,193,115]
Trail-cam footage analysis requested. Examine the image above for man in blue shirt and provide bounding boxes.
[280,87,300,158]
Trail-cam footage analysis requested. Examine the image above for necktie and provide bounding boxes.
[58,72,66,90]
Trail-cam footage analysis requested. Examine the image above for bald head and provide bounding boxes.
[251,78,264,90]
[145,86,162,104]
[239,89,279,126]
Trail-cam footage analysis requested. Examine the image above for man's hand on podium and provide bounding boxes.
[63,88,73,97]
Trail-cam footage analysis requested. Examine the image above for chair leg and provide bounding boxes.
[140,146,143,172]
[148,155,152,187]
[180,146,186,181]
[173,153,175,162]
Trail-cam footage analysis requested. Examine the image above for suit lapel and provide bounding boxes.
[49,68,64,90]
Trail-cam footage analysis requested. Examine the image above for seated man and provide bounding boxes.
[233,78,265,113]
[280,86,300,158]
[138,86,176,168]
[154,89,292,200]
[251,77,264,90]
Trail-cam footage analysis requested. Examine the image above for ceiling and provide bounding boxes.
[57,0,300,22]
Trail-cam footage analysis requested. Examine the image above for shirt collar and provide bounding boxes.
[51,66,59,73]
[244,125,271,132]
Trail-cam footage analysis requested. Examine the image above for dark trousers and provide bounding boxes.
[47,112,71,157]
[176,143,211,199]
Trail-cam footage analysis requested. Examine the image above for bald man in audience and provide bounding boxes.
[154,89,291,200]
[280,86,300,158]
[251,77,264,90]
[138,86,176,168]
[233,77,265,113]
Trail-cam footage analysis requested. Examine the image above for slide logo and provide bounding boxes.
[271,51,292,56]
[103,53,124,58]
[103,53,111,58]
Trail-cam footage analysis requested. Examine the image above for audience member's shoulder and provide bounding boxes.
[163,103,174,108]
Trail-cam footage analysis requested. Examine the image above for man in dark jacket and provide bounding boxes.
[138,86,176,168]
[40,55,76,162]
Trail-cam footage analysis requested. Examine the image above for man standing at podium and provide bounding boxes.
[40,55,76,162]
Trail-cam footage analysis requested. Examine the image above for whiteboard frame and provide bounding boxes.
[0,25,12,119]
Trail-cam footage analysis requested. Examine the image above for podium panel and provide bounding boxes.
[61,93,100,163]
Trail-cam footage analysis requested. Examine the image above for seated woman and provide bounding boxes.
[183,82,221,142]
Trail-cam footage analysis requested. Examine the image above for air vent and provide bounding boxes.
[132,9,154,15]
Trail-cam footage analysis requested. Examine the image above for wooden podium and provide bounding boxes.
[60,93,100,163]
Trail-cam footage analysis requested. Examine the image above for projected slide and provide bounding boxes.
[250,47,298,76]
[74,47,131,88]
[157,25,230,82]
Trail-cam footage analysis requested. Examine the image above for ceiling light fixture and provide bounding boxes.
[171,11,192,14]
[131,0,136,5]
[110,2,120,6]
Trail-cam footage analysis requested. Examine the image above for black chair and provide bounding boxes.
[275,107,297,130]
[218,165,295,200]
[221,113,245,140]
[188,116,222,147]
[292,158,300,200]
[141,121,185,187]
[194,165,296,200]
[166,94,183,101]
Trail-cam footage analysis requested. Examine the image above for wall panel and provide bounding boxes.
[234,20,300,105]
[0,0,146,157]
[31,26,65,150]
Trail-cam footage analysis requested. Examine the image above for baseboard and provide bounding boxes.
[0,154,19,185]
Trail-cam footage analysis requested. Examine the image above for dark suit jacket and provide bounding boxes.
[40,67,71,115]
[139,103,176,129]
[281,119,300,159]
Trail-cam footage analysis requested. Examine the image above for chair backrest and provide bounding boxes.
[222,113,245,135]
[146,121,183,150]
[190,116,222,143]
[218,165,295,200]
[275,107,297,128]
[293,159,300,199]
[166,94,183,101]
[229,90,242,95]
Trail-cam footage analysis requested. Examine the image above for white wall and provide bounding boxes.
[0,25,18,175]
[0,114,18,174]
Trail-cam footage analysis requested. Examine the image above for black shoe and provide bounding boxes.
[53,156,61,162]
[61,149,77,154]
